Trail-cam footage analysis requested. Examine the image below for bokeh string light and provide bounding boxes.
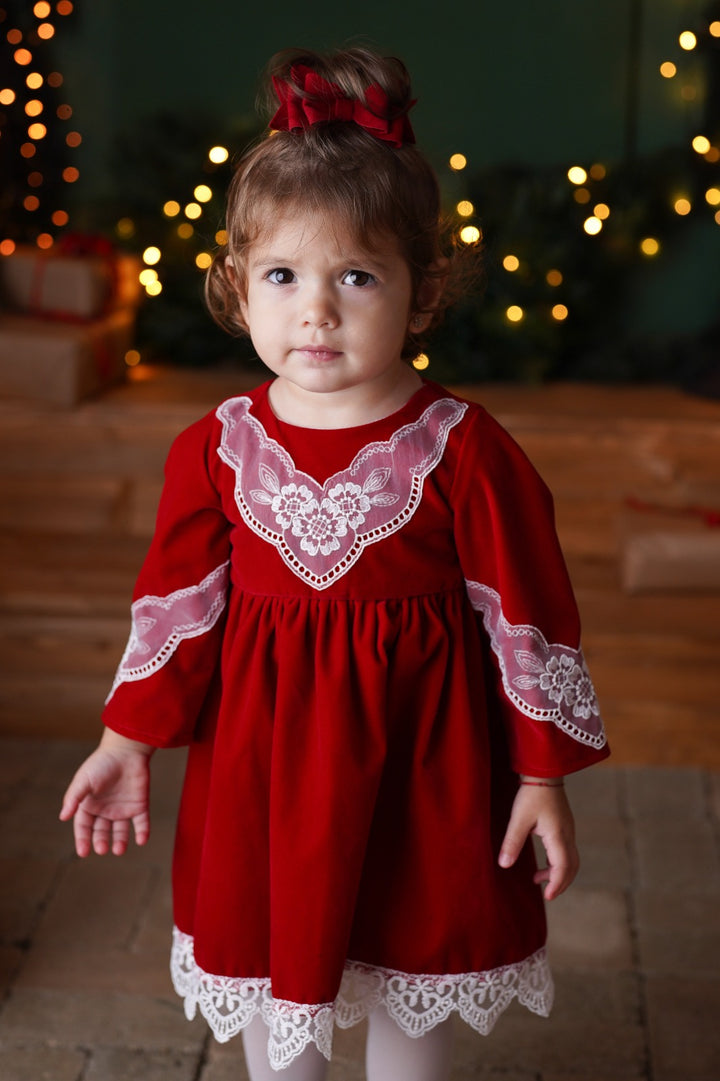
[0,0,79,251]
[434,8,720,377]
[117,142,234,304]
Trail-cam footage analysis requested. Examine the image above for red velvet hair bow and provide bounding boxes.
[269,65,415,148]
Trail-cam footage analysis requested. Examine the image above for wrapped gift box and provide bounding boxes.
[620,502,720,593]
[0,243,142,320]
[0,308,136,406]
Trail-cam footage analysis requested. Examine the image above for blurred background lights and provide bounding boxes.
[184,202,202,219]
[506,305,524,323]
[215,229,228,245]
[115,217,135,238]
[673,197,692,215]
[449,153,467,171]
[692,135,711,154]
[546,269,563,286]
[124,349,141,367]
[660,61,677,78]
[0,240,17,256]
[25,99,43,116]
[28,122,47,139]
[456,200,474,217]
[193,184,212,203]
[640,237,660,256]
[195,252,212,270]
[145,280,162,296]
[36,232,53,249]
[678,30,697,50]
[62,166,79,183]
[705,187,720,206]
[37,23,55,40]
[208,145,229,164]
[34,1,52,15]
[573,187,591,204]
[177,222,194,239]
[567,165,588,184]
[710,21,720,37]
[139,268,158,286]
[142,245,161,265]
[27,72,43,89]
[551,304,568,321]
[163,200,180,217]
[583,216,603,234]
[589,163,606,180]
[594,203,610,219]
[0,89,16,105]
[412,353,430,371]
[502,254,520,272]
[459,225,481,244]
[14,49,33,66]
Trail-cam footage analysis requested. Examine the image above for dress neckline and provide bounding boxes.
[255,379,439,438]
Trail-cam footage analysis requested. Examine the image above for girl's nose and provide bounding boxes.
[302,283,339,328]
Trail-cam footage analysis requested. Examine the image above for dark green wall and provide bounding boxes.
[52,1,717,343]
[59,0,711,195]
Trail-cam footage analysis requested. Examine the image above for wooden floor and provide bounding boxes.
[1,366,719,768]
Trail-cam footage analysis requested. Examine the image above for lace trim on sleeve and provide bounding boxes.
[170,927,553,1070]
[465,579,606,748]
[106,561,230,703]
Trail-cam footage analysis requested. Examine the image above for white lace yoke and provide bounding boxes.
[216,394,467,590]
[170,928,553,1071]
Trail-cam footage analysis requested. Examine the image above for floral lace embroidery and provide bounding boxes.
[170,928,553,1070]
[216,395,467,590]
[465,580,605,747]
[106,561,230,702]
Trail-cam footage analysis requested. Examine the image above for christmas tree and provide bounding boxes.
[0,0,78,255]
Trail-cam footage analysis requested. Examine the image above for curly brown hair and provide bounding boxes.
[204,47,481,360]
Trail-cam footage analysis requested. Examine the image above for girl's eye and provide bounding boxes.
[342,269,375,287]
[266,268,295,285]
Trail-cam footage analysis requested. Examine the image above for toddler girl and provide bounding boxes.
[61,46,609,1081]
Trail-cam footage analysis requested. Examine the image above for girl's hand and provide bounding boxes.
[59,730,154,857]
[498,778,579,900]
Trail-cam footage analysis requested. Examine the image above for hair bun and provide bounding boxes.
[264,47,416,142]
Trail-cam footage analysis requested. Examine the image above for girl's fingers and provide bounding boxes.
[132,812,151,847]
[92,816,112,856]
[59,775,92,822]
[111,819,130,856]
[72,806,95,858]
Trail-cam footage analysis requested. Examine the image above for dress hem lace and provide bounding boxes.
[170,927,554,1072]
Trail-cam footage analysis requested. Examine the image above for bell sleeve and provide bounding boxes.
[101,412,231,748]
[451,406,609,777]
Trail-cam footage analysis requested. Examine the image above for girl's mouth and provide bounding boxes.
[296,347,342,362]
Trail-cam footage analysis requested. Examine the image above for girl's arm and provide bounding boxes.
[498,776,579,901]
[59,729,154,858]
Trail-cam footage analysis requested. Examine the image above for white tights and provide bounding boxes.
[241,1007,454,1081]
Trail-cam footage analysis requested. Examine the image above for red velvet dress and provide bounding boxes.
[102,379,609,1069]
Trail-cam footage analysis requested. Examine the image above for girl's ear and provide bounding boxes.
[226,256,249,327]
[409,258,449,334]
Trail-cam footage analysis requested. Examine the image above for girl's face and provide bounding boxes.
[236,211,420,418]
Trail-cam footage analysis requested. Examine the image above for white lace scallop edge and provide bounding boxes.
[170,927,553,1071]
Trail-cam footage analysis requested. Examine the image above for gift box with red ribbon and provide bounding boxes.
[0,234,141,321]
[0,307,136,406]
